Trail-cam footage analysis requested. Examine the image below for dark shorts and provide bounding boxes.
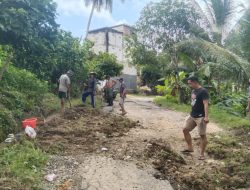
[58,91,67,99]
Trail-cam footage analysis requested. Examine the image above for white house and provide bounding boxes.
[87,24,137,90]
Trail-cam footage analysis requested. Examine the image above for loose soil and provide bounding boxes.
[37,96,250,190]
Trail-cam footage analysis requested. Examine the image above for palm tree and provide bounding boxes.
[175,38,250,84]
[83,0,124,41]
[191,0,249,45]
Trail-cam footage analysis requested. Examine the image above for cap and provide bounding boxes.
[89,72,96,75]
[67,70,74,76]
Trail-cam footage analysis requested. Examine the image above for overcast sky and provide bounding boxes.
[54,0,155,38]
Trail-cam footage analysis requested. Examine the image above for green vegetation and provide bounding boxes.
[0,48,54,140]
[155,96,250,129]
[126,0,250,122]
[86,52,123,79]
[0,0,250,189]
[83,0,125,40]
[0,140,48,189]
[0,0,122,141]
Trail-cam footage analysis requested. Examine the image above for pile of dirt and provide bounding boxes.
[206,131,250,189]
[144,139,192,189]
[38,106,137,155]
[146,139,186,170]
[144,134,250,190]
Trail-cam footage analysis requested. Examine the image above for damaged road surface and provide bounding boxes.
[39,105,173,190]
[79,156,173,190]
[39,96,250,190]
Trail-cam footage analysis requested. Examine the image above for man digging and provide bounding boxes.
[118,78,127,116]
[182,76,209,160]
[58,70,74,114]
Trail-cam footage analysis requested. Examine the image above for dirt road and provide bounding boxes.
[41,96,249,190]
[115,95,222,156]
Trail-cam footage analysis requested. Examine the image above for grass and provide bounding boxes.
[0,140,48,190]
[0,92,103,190]
[154,96,250,129]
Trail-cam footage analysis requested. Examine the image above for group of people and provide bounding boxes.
[58,71,127,115]
[58,71,211,160]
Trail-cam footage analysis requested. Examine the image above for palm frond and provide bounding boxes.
[84,0,113,12]
[193,0,249,43]
[221,0,248,42]
[175,38,250,84]
[84,0,124,12]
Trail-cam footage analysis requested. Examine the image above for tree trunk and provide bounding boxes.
[84,1,96,41]
[0,54,12,82]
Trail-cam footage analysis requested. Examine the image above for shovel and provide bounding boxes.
[67,92,72,108]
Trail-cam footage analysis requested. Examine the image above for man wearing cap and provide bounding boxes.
[118,78,127,115]
[58,70,74,114]
[82,72,97,108]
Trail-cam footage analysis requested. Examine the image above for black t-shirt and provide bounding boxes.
[190,88,209,118]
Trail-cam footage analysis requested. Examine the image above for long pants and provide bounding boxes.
[82,91,95,108]
[105,88,113,106]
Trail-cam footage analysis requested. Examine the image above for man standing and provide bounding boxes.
[82,72,97,108]
[104,75,117,106]
[58,70,74,114]
[182,76,209,160]
[118,78,127,116]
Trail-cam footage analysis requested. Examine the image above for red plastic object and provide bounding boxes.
[22,118,37,128]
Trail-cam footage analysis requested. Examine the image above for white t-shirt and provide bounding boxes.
[58,74,70,92]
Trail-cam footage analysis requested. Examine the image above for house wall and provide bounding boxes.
[87,25,137,90]
[87,32,107,54]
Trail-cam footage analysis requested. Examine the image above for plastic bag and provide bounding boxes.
[25,126,37,139]
[44,173,57,182]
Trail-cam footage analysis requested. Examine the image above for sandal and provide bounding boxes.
[198,155,205,160]
[121,112,127,116]
[181,149,194,153]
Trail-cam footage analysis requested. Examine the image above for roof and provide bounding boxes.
[88,27,123,34]
[88,24,135,34]
[111,24,134,29]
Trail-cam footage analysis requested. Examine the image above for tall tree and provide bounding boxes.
[191,0,249,44]
[0,0,58,46]
[0,0,58,78]
[83,0,124,40]
[135,0,209,51]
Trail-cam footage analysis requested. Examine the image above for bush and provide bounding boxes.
[216,93,247,117]
[1,64,48,101]
[0,107,17,141]
[0,52,50,141]
[165,94,179,104]
[141,65,162,89]
[86,52,123,80]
